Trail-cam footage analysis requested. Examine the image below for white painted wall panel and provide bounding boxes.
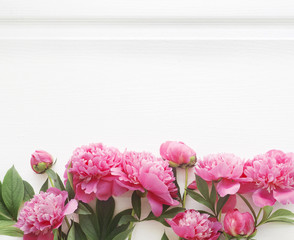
[0,0,294,19]
[0,40,294,239]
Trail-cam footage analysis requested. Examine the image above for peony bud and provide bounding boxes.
[224,209,255,237]
[31,150,53,174]
[160,141,196,168]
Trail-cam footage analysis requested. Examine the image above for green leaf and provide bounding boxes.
[97,197,115,239]
[40,178,49,193]
[216,194,230,216]
[269,209,294,219]
[46,169,65,191]
[196,175,210,200]
[264,209,294,224]
[79,213,99,240]
[209,182,217,206]
[0,202,13,220]
[160,207,185,219]
[107,209,132,234]
[74,222,87,239]
[0,182,3,203]
[118,215,138,226]
[57,174,66,191]
[172,168,182,201]
[186,189,214,212]
[2,166,24,220]
[53,229,59,240]
[248,230,257,239]
[66,180,75,200]
[161,232,169,240]
[67,222,75,240]
[260,206,273,224]
[106,225,131,240]
[23,181,35,202]
[112,226,134,240]
[143,207,185,227]
[131,191,141,220]
[0,220,23,237]
[75,202,92,215]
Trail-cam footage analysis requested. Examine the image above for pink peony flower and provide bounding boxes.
[195,153,244,197]
[224,209,255,237]
[243,149,294,207]
[65,143,127,202]
[160,141,196,168]
[112,151,179,217]
[16,188,77,240]
[31,150,53,174]
[166,210,222,240]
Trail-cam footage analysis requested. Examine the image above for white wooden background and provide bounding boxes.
[1,1,294,240]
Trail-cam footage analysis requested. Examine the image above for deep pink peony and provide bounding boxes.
[224,209,255,237]
[31,150,53,174]
[166,210,222,240]
[112,151,179,217]
[243,149,294,207]
[195,153,244,197]
[160,141,196,167]
[65,143,127,202]
[16,188,77,240]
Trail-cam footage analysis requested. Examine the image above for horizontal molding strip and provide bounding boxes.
[1,18,294,40]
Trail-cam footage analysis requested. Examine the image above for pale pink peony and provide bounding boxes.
[166,210,222,240]
[243,149,294,207]
[16,188,77,240]
[65,143,127,202]
[160,141,196,168]
[31,150,53,174]
[224,209,255,237]
[195,153,244,197]
[112,151,179,217]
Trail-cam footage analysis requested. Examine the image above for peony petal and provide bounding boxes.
[75,183,96,203]
[273,188,294,205]
[115,178,145,192]
[37,232,54,240]
[238,182,257,194]
[95,180,113,201]
[222,194,237,213]
[146,192,163,217]
[46,187,62,196]
[159,141,172,160]
[83,179,98,194]
[112,180,128,197]
[216,179,240,197]
[23,233,38,240]
[139,172,175,204]
[170,224,195,239]
[252,189,276,207]
[63,199,78,215]
[187,180,197,190]
[195,168,215,181]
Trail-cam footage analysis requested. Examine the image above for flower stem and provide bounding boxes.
[182,167,189,208]
[255,208,262,225]
[237,194,257,222]
[128,209,135,240]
